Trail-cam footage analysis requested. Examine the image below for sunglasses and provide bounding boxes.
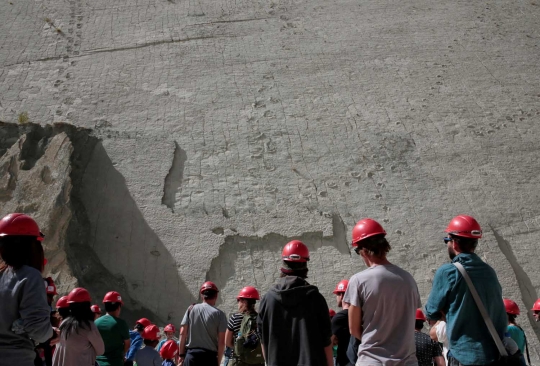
[443,237,453,244]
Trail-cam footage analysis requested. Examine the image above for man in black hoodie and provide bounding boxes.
[257,240,333,366]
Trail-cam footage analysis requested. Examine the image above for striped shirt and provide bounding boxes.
[227,313,243,338]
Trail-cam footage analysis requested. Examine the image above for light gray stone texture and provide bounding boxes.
[1,0,540,359]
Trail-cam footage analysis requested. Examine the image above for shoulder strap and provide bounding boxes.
[516,325,531,364]
[453,262,507,357]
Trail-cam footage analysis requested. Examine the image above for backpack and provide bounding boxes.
[234,313,264,364]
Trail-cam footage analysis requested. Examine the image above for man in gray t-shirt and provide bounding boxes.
[343,218,421,366]
[179,281,227,366]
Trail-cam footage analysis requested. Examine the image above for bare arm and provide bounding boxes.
[123,339,130,357]
[217,331,226,365]
[434,356,445,366]
[430,321,439,342]
[225,329,234,348]
[324,345,334,366]
[348,304,363,341]
[179,324,188,355]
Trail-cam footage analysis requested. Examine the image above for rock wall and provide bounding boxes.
[1,0,540,359]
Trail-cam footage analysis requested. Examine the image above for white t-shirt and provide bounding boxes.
[343,264,421,366]
[435,321,448,364]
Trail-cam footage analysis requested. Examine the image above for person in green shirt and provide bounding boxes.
[95,291,131,366]
[503,298,527,366]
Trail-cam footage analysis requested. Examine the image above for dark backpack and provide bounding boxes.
[234,313,264,364]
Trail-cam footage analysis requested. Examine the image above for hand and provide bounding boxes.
[178,356,184,366]
[49,327,60,346]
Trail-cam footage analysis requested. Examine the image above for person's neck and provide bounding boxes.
[364,255,391,267]
[107,310,121,318]
[203,299,217,306]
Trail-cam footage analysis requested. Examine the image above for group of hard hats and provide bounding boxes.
[199,280,261,300]
[504,298,540,314]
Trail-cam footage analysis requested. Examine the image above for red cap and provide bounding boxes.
[503,298,520,315]
[282,240,310,262]
[351,219,386,247]
[103,291,124,305]
[45,277,58,295]
[329,309,336,317]
[160,339,179,360]
[236,286,260,300]
[68,287,91,303]
[532,299,540,311]
[445,215,482,239]
[200,281,219,293]
[91,305,102,314]
[416,308,426,321]
[136,318,152,328]
[333,280,349,294]
[56,296,69,309]
[0,213,44,240]
[164,324,175,333]
[142,324,160,341]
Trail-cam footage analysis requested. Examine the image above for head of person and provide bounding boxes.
[45,277,58,306]
[103,291,124,316]
[142,325,160,348]
[236,286,260,314]
[160,339,179,361]
[200,281,219,304]
[60,287,94,338]
[333,279,349,308]
[91,305,102,320]
[444,215,482,259]
[531,299,540,322]
[415,308,426,330]
[503,298,520,324]
[351,219,390,265]
[56,296,70,319]
[280,240,310,278]
[134,318,151,333]
[0,213,45,273]
[163,324,175,339]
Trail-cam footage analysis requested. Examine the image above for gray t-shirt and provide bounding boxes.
[343,264,421,366]
[0,265,53,366]
[180,303,227,352]
[134,345,162,366]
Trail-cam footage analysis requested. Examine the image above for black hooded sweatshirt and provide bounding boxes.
[257,276,332,366]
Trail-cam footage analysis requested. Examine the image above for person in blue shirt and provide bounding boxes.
[503,299,527,366]
[125,318,152,365]
[156,324,177,352]
[425,215,507,366]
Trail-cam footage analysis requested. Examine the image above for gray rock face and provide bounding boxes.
[1,0,540,359]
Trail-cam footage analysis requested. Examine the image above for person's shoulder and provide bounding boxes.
[16,265,43,283]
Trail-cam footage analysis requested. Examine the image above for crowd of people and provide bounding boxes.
[1,212,539,366]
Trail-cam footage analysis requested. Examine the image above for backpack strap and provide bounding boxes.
[516,325,531,365]
[453,262,508,357]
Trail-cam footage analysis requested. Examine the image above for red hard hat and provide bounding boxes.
[282,240,310,262]
[142,324,160,341]
[351,219,386,247]
[91,305,102,314]
[329,309,336,317]
[333,280,349,294]
[445,215,482,239]
[45,277,58,295]
[56,296,69,309]
[531,299,540,311]
[164,324,175,333]
[103,291,124,305]
[160,339,179,360]
[503,299,520,315]
[136,318,152,328]
[68,287,91,303]
[416,308,426,321]
[0,213,44,241]
[237,286,260,300]
[200,281,219,293]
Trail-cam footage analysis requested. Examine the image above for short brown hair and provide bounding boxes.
[358,234,391,257]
